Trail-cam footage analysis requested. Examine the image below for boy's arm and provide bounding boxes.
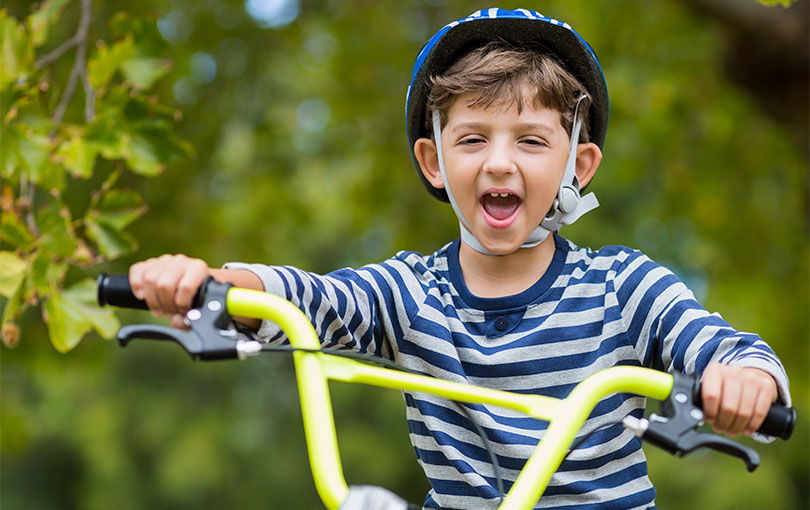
[615,251,790,438]
[222,261,399,358]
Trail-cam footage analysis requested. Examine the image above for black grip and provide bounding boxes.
[97,273,148,310]
[757,405,797,440]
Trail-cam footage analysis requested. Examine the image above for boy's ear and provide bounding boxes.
[575,142,602,189]
[414,138,445,190]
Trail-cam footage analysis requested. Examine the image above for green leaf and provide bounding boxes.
[0,251,27,298]
[44,290,87,352]
[43,279,119,352]
[63,278,120,338]
[1,210,35,249]
[87,35,137,90]
[126,121,192,176]
[85,109,129,160]
[26,249,67,297]
[0,10,35,87]
[1,85,36,125]
[16,128,66,191]
[84,218,137,259]
[126,134,163,175]
[121,57,172,90]
[25,0,69,48]
[0,285,25,327]
[87,189,146,231]
[108,12,165,55]
[56,134,99,179]
[124,93,181,121]
[36,200,77,258]
[0,125,20,179]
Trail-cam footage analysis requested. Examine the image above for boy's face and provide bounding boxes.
[417,92,599,255]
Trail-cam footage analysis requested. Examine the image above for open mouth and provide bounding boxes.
[481,192,522,225]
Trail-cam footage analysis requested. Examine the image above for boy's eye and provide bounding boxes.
[459,137,485,145]
[521,138,548,147]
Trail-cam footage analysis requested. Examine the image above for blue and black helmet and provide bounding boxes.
[406,8,609,202]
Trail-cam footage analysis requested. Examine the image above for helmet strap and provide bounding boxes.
[431,102,598,257]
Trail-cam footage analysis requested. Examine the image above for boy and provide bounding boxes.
[128,8,790,509]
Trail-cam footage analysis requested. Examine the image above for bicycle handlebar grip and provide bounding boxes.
[757,404,797,441]
[97,273,148,310]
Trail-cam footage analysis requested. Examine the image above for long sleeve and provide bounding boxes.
[222,261,415,361]
[614,250,791,407]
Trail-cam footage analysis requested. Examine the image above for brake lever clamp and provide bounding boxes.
[627,372,760,472]
[116,278,262,361]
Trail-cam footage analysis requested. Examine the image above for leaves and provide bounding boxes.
[1,210,35,250]
[26,249,59,300]
[0,10,35,86]
[15,129,65,190]
[87,35,137,90]
[127,120,192,176]
[36,199,77,259]
[84,218,138,259]
[87,189,146,231]
[25,0,70,48]
[44,278,120,353]
[121,57,172,89]
[0,251,27,298]
[56,133,99,179]
[0,6,190,351]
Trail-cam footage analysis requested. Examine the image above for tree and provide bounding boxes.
[0,0,191,352]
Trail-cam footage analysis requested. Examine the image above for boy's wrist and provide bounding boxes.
[209,268,265,292]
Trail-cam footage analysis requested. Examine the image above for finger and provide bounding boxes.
[745,385,773,436]
[174,259,210,312]
[170,313,189,330]
[154,258,185,315]
[129,261,147,301]
[701,365,723,424]
[727,384,757,436]
[139,259,165,317]
[714,376,742,433]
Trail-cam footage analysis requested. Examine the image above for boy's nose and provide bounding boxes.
[482,144,516,176]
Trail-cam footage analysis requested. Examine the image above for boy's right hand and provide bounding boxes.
[129,254,212,330]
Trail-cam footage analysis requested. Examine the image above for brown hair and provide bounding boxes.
[426,41,591,142]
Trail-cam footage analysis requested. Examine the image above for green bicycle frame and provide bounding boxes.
[227,287,675,510]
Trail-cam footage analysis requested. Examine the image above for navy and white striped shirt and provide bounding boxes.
[227,235,789,510]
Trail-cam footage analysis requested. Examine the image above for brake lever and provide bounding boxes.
[116,278,262,361]
[623,372,760,472]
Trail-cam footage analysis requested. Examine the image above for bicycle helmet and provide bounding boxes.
[406,8,609,202]
[405,8,609,254]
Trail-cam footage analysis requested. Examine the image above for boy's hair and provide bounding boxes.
[426,41,591,143]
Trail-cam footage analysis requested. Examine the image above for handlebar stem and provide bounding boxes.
[499,368,673,510]
[227,288,349,509]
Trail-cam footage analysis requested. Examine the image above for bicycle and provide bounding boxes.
[97,273,796,510]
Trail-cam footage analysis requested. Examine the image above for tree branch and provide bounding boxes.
[34,35,80,70]
[51,0,94,125]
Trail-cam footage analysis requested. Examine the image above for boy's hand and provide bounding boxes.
[129,254,212,329]
[700,363,778,437]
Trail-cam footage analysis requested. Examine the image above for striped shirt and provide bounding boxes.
[226,235,789,510]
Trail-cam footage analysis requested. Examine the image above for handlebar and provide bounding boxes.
[97,272,797,509]
[97,272,796,440]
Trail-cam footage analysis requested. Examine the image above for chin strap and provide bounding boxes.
[431,95,599,256]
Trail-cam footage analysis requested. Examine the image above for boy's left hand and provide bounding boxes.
[700,363,778,437]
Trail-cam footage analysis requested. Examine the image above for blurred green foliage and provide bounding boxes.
[1,1,807,509]
[1,1,191,352]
